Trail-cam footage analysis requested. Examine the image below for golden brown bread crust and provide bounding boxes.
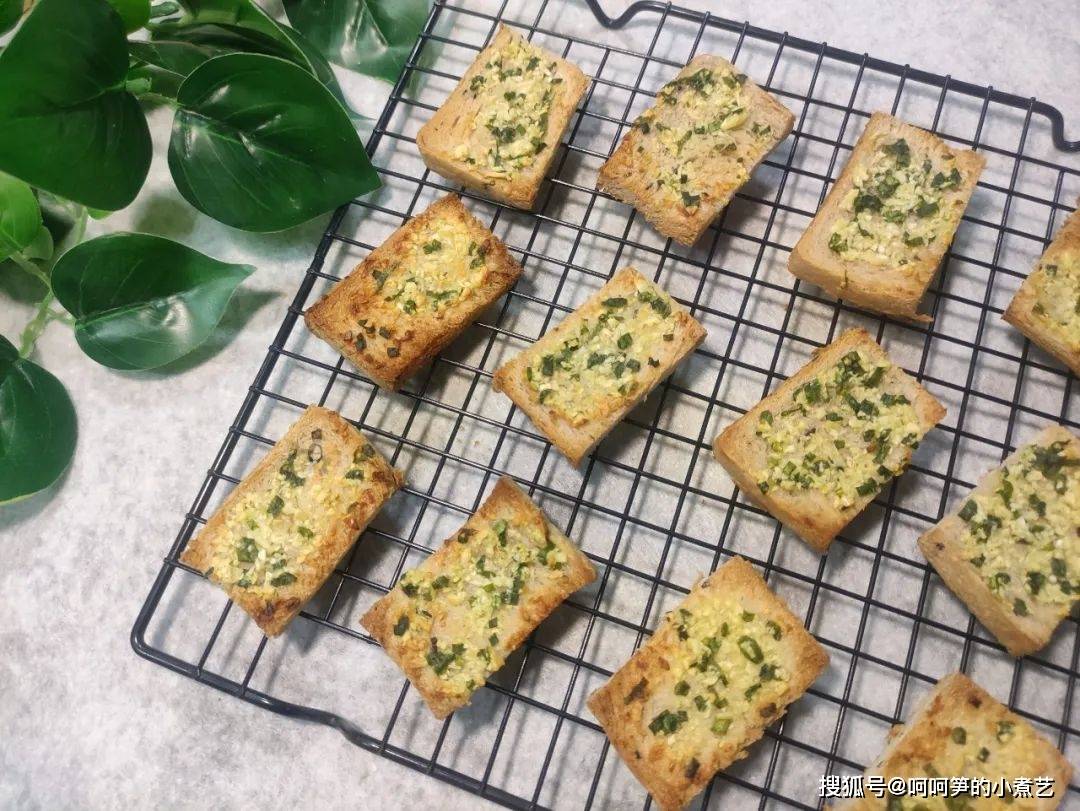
[304,194,523,390]
[788,112,985,321]
[491,266,706,467]
[1003,201,1080,377]
[359,476,596,719]
[842,672,1072,809]
[712,328,946,552]
[415,25,590,209]
[597,54,795,246]
[181,406,404,637]
[587,556,828,811]
[918,424,1080,656]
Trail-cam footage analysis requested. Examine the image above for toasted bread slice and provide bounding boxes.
[597,54,794,246]
[492,266,706,467]
[360,476,595,719]
[1003,202,1080,377]
[587,556,828,811]
[181,406,404,636]
[713,328,946,552]
[788,112,985,321]
[304,194,523,390]
[415,24,589,209]
[918,425,1080,656]
[842,672,1072,809]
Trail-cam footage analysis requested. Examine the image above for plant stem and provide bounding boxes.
[8,251,50,286]
[18,292,55,358]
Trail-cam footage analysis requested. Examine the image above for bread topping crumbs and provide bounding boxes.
[1029,248,1080,350]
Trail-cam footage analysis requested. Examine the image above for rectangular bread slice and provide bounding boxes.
[181,406,404,637]
[713,328,946,552]
[492,266,706,467]
[415,24,590,209]
[597,54,794,246]
[1003,201,1080,377]
[788,112,985,321]
[587,556,828,811]
[304,194,523,390]
[918,425,1080,656]
[359,476,595,719]
[842,672,1072,809]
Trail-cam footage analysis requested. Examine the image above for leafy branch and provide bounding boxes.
[0,0,431,504]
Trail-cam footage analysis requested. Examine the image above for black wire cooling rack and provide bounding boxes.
[132,1,1080,808]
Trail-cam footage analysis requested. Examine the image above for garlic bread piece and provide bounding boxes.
[843,672,1071,809]
[713,328,946,552]
[587,556,828,811]
[919,425,1080,656]
[416,24,589,209]
[492,266,706,467]
[305,194,523,390]
[598,54,794,246]
[181,406,404,637]
[360,476,595,719]
[789,112,985,321]
[1004,202,1080,377]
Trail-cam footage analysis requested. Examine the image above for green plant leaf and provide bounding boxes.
[0,172,41,261]
[107,0,150,31]
[0,0,151,211]
[127,39,218,100]
[51,233,254,369]
[169,53,379,232]
[0,0,23,36]
[282,0,430,83]
[0,334,77,504]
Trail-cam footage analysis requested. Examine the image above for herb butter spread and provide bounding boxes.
[392,509,570,698]
[525,277,680,426]
[1030,248,1080,350]
[349,215,494,361]
[453,33,563,178]
[956,439,1080,618]
[639,599,789,762]
[754,349,923,509]
[632,66,776,212]
[205,428,380,594]
[828,135,968,268]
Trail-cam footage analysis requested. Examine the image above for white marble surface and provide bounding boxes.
[2,1,1079,809]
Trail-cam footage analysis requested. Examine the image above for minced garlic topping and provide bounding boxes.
[754,349,923,509]
[632,66,775,213]
[525,277,679,427]
[391,512,568,697]
[452,34,564,177]
[828,135,968,268]
[957,439,1079,618]
[1030,248,1080,349]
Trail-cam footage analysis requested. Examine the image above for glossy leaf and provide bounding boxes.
[169,53,379,232]
[150,16,355,116]
[283,0,430,83]
[0,0,22,36]
[0,334,77,504]
[0,172,41,261]
[128,39,218,99]
[51,233,254,370]
[107,0,150,31]
[0,0,151,211]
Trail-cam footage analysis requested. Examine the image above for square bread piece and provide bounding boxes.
[918,425,1080,656]
[415,24,589,209]
[181,406,404,637]
[842,672,1072,810]
[587,556,828,811]
[492,266,706,467]
[360,476,595,719]
[1004,201,1080,377]
[597,54,794,246]
[713,328,946,552]
[304,194,523,390]
[789,112,985,321]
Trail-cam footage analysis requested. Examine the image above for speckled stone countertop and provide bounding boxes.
[2,1,1078,809]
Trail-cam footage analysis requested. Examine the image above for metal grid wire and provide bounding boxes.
[132,0,1080,808]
